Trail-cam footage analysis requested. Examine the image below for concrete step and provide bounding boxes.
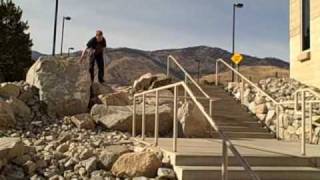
[212,132,275,139]
[175,166,320,180]
[174,154,317,167]
[219,126,269,133]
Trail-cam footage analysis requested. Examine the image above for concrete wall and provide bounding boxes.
[290,0,320,88]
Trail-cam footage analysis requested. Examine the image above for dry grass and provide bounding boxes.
[200,65,289,84]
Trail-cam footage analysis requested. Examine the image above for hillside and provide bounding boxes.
[200,65,289,85]
[34,46,289,85]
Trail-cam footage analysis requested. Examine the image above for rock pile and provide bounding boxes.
[0,119,175,179]
[0,56,178,179]
[226,78,320,144]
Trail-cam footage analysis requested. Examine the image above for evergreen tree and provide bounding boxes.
[0,0,33,82]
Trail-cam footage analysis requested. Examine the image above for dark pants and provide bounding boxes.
[89,55,105,82]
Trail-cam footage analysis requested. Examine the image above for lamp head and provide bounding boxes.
[234,3,244,8]
[64,16,71,20]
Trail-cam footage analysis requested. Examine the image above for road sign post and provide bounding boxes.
[231,53,244,82]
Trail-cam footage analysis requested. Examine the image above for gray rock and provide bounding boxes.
[26,56,91,117]
[177,101,211,138]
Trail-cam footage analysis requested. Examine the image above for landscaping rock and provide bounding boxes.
[0,101,16,129]
[111,152,161,178]
[91,104,173,135]
[70,113,95,130]
[26,56,91,117]
[177,101,211,137]
[0,83,20,98]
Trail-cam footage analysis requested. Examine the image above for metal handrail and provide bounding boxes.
[216,58,320,155]
[215,58,278,104]
[288,88,320,155]
[167,55,211,99]
[167,55,213,116]
[132,81,260,180]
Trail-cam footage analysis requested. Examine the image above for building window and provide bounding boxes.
[302,0,310,51]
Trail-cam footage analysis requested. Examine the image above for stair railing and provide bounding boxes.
[216,58,320,155]
[167,55,213,116]
[215,59,283,137]
[282,88,320,155]
[132,81,260,180]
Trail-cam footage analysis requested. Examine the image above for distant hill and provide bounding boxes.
[32,51,45,61]
[32,46,289,85]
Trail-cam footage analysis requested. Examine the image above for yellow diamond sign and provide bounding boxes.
[231,53,243,65]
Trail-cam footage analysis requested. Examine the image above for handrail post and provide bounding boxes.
[173,86,178,152]
[309,102,313,143]
[276,104,280,139]
[167,57,170,77]
[209,99,213,117]
[142,94,146,140]
[155,90,159,146]
[132,96,136,137]
[294,92,298,114]
[222,140,228,180]
[184,76,187,103]
[240,80,244,104]
[301,91,306,155]
[216,61,219,86]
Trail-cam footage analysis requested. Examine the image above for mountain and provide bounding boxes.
[32,51,45,61]
[33,46,289,85]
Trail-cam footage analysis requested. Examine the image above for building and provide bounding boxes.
[290,0,320,88]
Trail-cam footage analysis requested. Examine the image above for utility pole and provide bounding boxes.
[52,0,59,56]
[232,3,244,81]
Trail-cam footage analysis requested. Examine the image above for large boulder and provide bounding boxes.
[98,91,130,106]
[91,104,173,135]
[132,73,172,93]
[26,56,91,117]
[0,101,16,129]
[177,101,211,138]
[6,97,32,122]
[148,73,171,90]
[0,138,26,161]
[111,152,161,178]
[0,83,20,98]
[99,145,132,170]
[70,113,96,129]
[145,90,173,106]
[91,82,114,97]
[132,73,157,93]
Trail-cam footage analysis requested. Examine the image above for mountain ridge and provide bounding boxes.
[32,46,289,85]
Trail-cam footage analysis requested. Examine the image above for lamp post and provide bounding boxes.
[68,47,74,57]
[52,0,59,56]
[231,3,244,81]
[195,59,201,82]
[60,16,71,56]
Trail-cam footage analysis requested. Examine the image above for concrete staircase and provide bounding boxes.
[167,85,320,180]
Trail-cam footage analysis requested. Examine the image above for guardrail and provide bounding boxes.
[167,55,213,116]
[280,88,320,155]
[216,58,320,155]
[132,81,260,180]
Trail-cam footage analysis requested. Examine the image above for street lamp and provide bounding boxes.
[60,16,72,56]
[231,3,244,81]
[195,59,201,82]
[68,47,74,57]
[52,0,59,56]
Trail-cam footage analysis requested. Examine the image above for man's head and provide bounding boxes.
[96,30,103,42]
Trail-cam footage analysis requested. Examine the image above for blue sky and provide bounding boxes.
[13,0,289,61]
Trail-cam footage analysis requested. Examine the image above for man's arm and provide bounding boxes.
[80,38,95,63]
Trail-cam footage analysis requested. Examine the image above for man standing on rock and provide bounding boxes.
[80,30,107,83]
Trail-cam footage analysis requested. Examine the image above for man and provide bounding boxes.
[81,30,107,83]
